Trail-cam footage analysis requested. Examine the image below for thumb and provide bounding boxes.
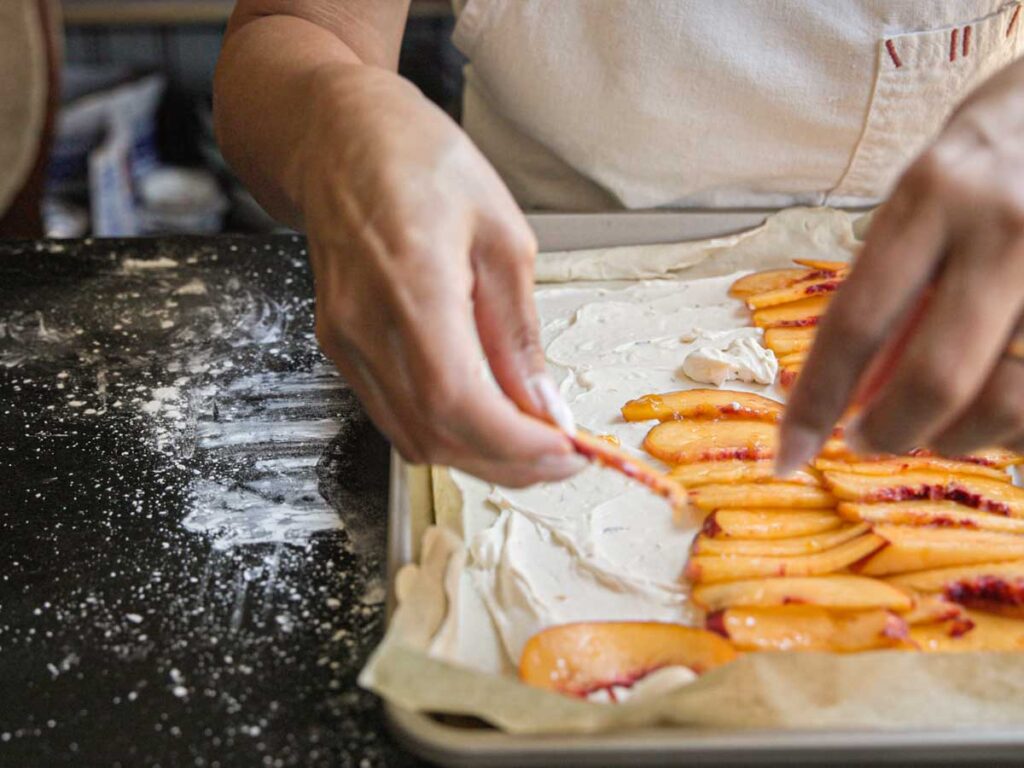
[471,218,575,434]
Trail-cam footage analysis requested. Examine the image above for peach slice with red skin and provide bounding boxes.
[887,562,1024,618]
[706,605,908,652]
[685,532,885,583]
[669,460,819,488]
[571,431,687,512]
[793,258,849,272]
[691,574,913,612]
[746,275,846,310]
[837,501,1024,534]
[518,621,738,697]
[853,525,1024,577]
[779,365,802,391]
[705,509,842,540]
[900,594,964,626]
[752,295,830,329]
[692,522,870,557]
[910,611,1024,651]
[776,351,808,367]
[815,457,1011,483]
[764,326,815,356]
[644,419,777,465]
[729,268,816,299]
[621,389,783,423]
[822,470,1024,517]
[689,482,835,511]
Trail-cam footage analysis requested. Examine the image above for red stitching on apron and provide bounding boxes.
[950,27,959,61]
[885,39,902,68]
[1010,5,1021,37]
[963,25,972,56]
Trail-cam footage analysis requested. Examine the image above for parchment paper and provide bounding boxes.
[360,206,1024,734]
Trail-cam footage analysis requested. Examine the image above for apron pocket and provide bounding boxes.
[828,2,1023,204]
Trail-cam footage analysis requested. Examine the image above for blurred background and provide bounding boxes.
[2,0,461,239]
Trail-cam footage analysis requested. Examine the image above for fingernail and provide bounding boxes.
[536,452,589,477]
[527,373,576,435]
[774,425,821,478]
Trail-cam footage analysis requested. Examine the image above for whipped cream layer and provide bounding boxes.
[434,271,788,680]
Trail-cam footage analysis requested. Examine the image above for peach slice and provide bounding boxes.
[822,470,1024,517]
[689,482,835,511]
[621,389,783,423]
[571,431,687,512]
[669,460,819,487]
[887,561,1024,618]
[901,594,964,626]
[887,561,1024,594]
[792,258,849,272]
[763,326,816,356]
[692,523,870,557]
[837,501,1024,534]
[910,611,1024,652]
[705,509,843,540]
[814,457,1011,483]
[518,621,738,697]
[746,276,845,310]
[685,532,885,583]
[854,525,1024,577]
[643,419,777,465]
[776,351,808,367]
[779,365,802,392]
[752,295,830,329]
[707,605,908,652]
[729,268,815,299]
[692,574,912,612]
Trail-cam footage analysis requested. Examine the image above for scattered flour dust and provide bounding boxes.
[122,257,179,271]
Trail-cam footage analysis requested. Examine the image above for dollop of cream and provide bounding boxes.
[681,328,777,387]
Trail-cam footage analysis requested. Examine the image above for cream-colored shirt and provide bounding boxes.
[452,1,1024,210]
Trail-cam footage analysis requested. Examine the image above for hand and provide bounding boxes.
[779,58,1024,471]
[301,68,582,485]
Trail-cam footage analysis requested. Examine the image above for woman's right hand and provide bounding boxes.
[298,67,584,486]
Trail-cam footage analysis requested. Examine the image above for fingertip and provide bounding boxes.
[774,423,822,478]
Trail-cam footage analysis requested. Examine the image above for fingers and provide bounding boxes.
[931,354,1024,456]
[471,216,575,433]
[777,186,947,474]
[847,235,1024,454]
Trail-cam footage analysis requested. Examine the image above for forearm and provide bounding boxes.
[213,2,409,228]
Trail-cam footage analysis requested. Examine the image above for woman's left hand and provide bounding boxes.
[779,58,1024,473]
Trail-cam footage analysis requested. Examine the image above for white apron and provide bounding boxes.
[451,1,1024,210]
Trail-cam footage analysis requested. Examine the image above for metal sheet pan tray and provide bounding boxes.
[383,212,1024,766]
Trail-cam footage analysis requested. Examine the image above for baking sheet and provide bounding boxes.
[367,209,1024,764]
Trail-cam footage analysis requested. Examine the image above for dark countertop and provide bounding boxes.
[0,236,422,767]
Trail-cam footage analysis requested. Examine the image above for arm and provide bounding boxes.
[214,1,583,485]
[779,58,1024,470]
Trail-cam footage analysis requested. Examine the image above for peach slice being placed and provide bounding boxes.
[854,525,1024,577]
[518,621,738,697]
[746,275,845,310]
[752,295,830,329]
[670,460,819,488]
[685,532,885,583]
[822,470,1024,517]
[763,326,816,356]
[705,509,842,540]
[792,258,849,272]
[689,482,835,511]
[692,522,870,557]
[644,419,777,465]
[621,389,783,423]
[729,268,815,299]
[910,611,1024,652]
[571,431,687,512]
[706,605,908,652]
[692,574,912,613]
[837,501,1024,535]
[815,457,1011,483]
